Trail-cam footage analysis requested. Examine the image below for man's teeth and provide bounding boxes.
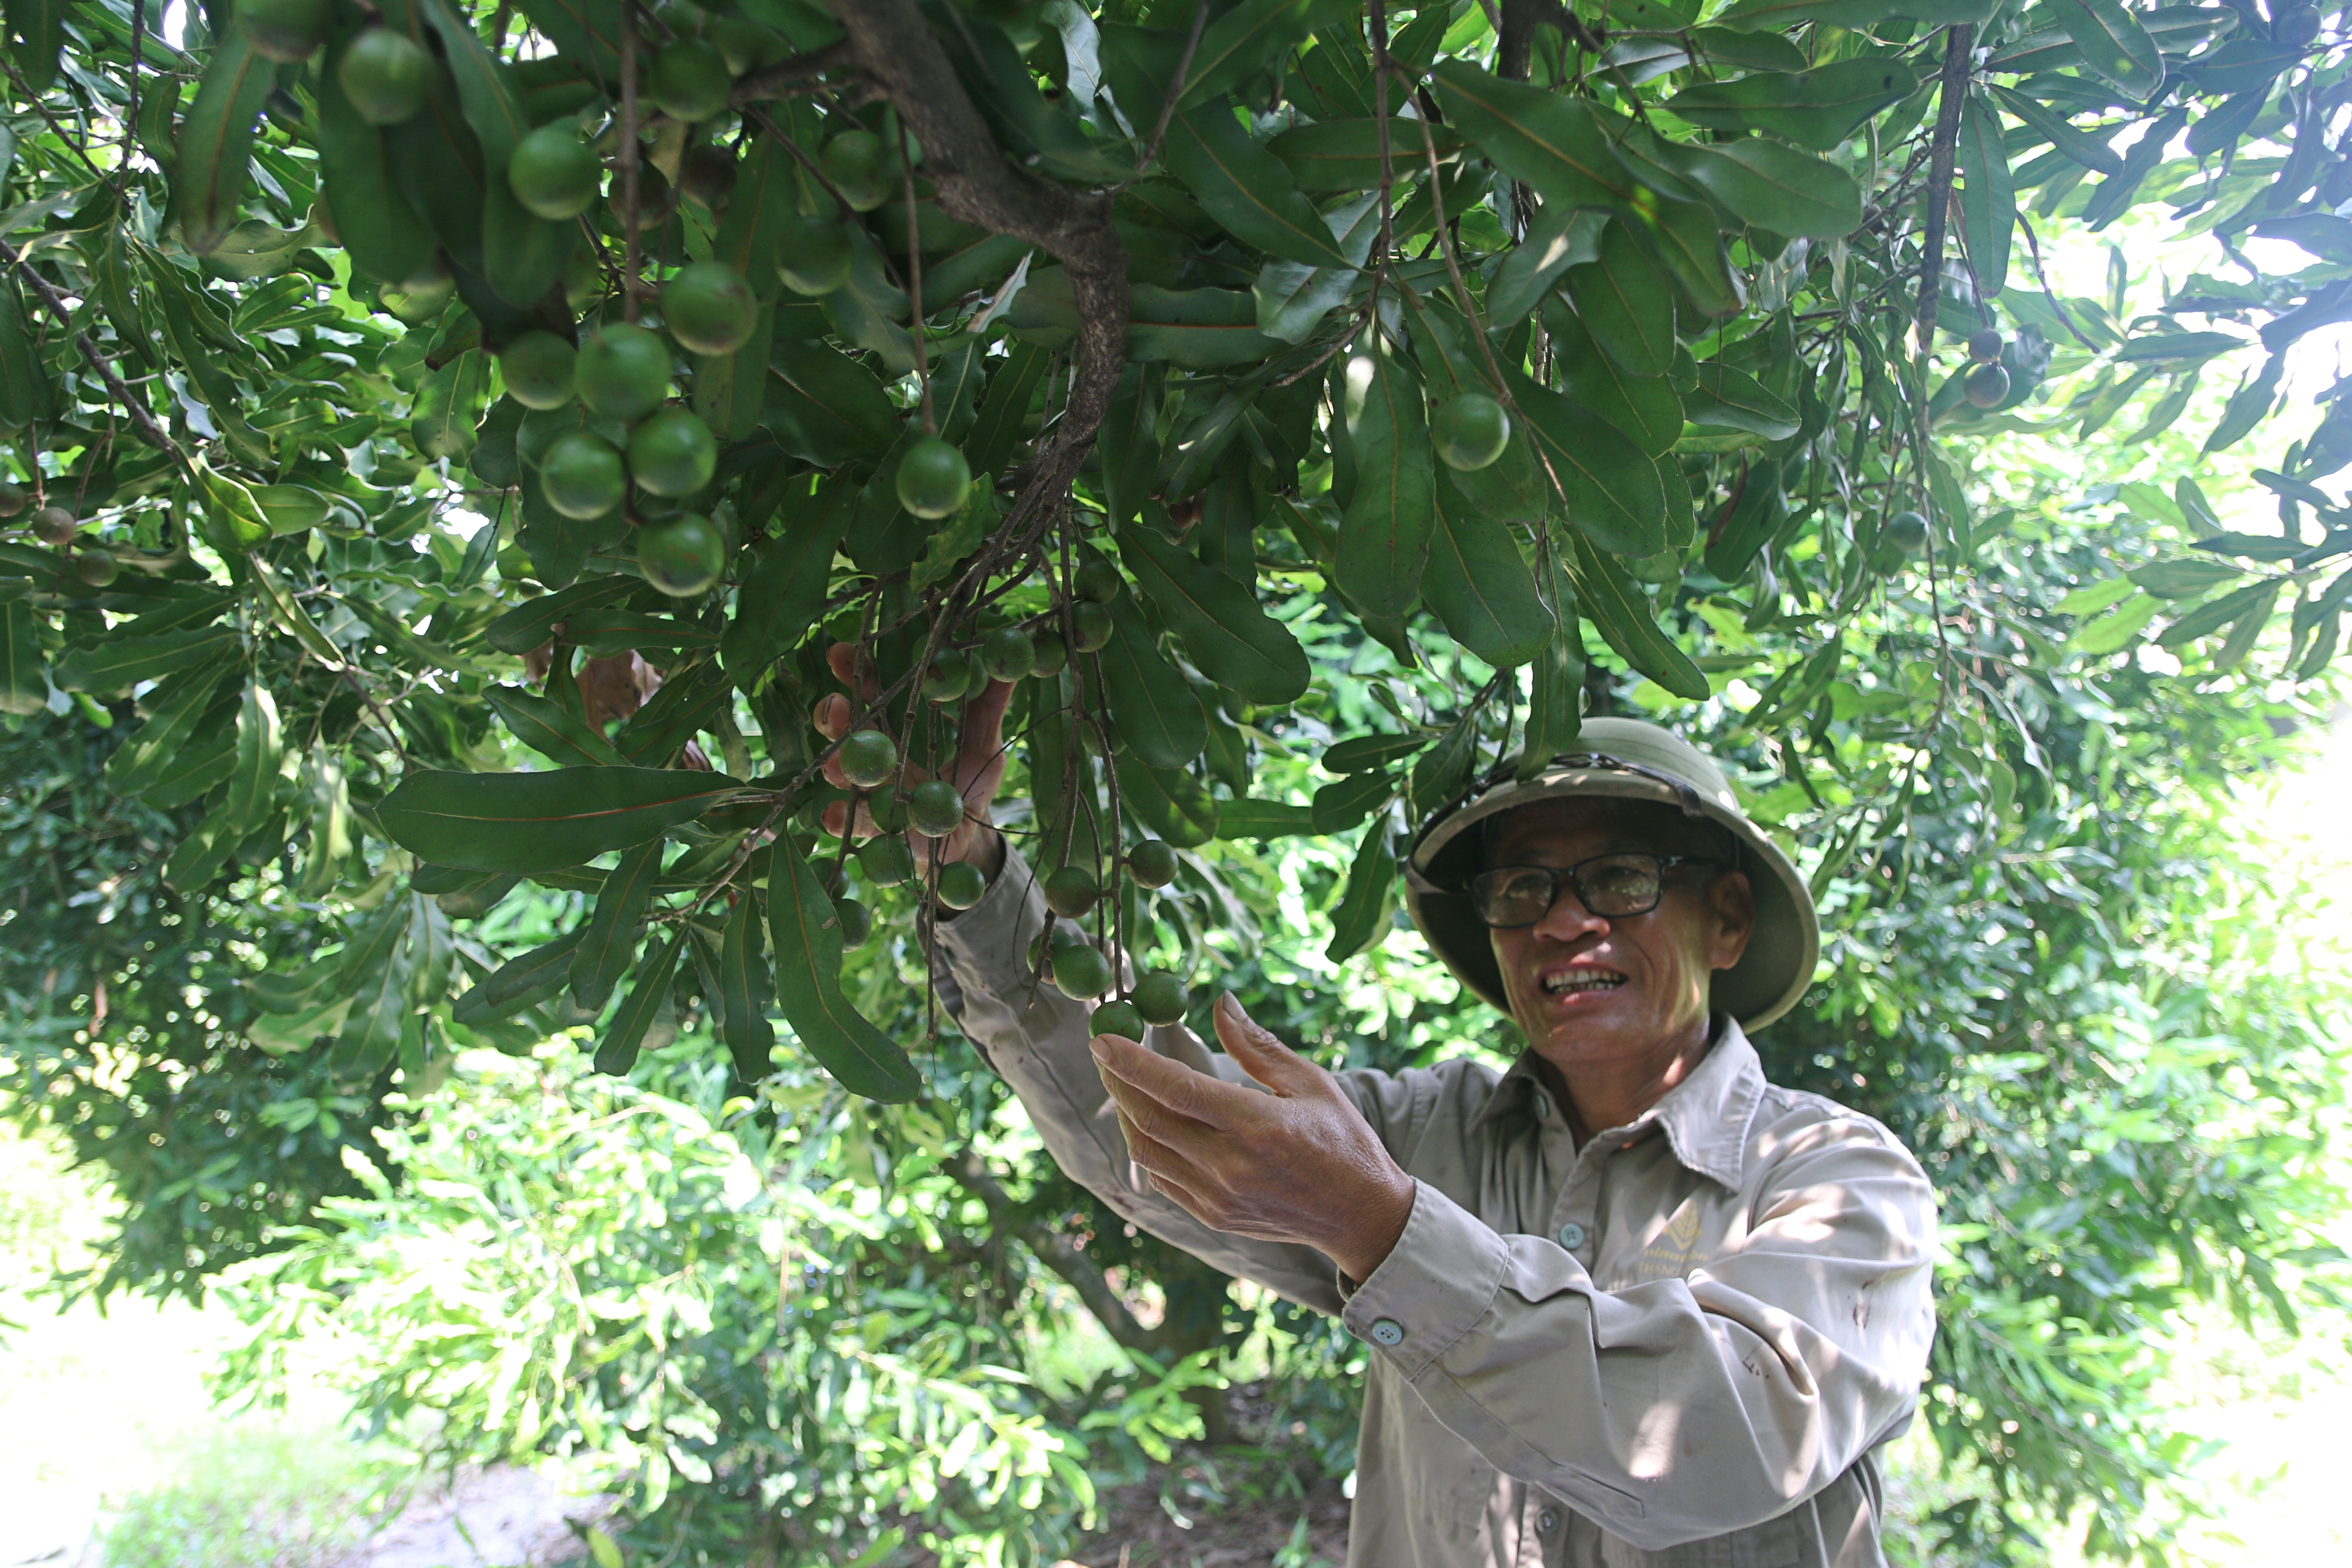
[1544,971,1626,995]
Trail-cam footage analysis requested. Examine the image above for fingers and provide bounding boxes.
[1212,993,1317,1097]
[1090,1031,1242,1130]
[824,641,880,704]
[813,691,852,742]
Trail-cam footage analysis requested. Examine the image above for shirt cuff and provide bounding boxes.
[1338,1179,1511,1378]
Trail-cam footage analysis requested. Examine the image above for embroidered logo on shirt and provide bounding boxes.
[1632,1200,1703,1281]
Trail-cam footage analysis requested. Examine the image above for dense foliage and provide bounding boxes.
[7,0,2352,1560]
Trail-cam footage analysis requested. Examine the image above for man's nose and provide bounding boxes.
[1530,884,1609,942]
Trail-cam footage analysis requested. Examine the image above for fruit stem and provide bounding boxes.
[620,0,643,324]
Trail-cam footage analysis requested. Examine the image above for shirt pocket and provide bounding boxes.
[1598,1509,1806,1568]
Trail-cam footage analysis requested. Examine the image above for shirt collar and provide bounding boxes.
[1471,1016,1765,1190]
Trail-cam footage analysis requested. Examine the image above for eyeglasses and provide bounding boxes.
[1467,854,1721,928]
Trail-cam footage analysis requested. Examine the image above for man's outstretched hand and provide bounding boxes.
[1089,993,1416,1284]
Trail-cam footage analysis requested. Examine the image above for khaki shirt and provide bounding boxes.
[938,849,1939,1568]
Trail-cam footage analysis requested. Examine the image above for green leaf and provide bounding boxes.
[418,0,572,305]
[169,29,274,256]
[1563,219,1677,377]
[2067,591,2161,655]
[1988,84,2125,177]
[1215,798,1314,839]
[192,461,273,554]
[766,338,902,466]
[720,480,855,674]
[1430,60,1639,213]
[1487,205,1607,330]
[2055,0,2165,97]
[0,594,43,717]
[411,349,489,461]
[377,767,744,874]
[1096,607,1208,769]
[1338,346,1436,618]
[107,662,234,792]
[2156,579,2281,648]
[1425,474,1554,669]
[222,681,284,840]
[487,685,628,769]
[1665,58,1921,152]
[484,575,640,653]
[1712,0,1999,26]
[1254,192,1378,344]
[719,882,775,1080]
[1561,530,1710,699]
[768,838,922,1102]
[0,276,48,430]
[571,838,666,1011]
[1310,767,1397,835]
[1324,818,1396,964]
[2128,559,2244,600]
[1507,370,1669,557]
[593,926,683,1077]
[1324,733,1432,774]
[1516,552,1585,779]
[1409,712,1480,816]
[1179,0,1318,108]
[1114,753,1221,848]
[1267,117,1467,191]
[2204,352,2283,454]
[1651,135,1864,240]
[1635,187,1747,320]
[1165,98,1352,270]
[1097,364,1164,533]
[316,31,437,285]
[459,929,585,1022]
[964,342,1050,480]
[1685,361,1801,440]
[1544,298,1683,456]
[1118,526,1310,704]
[53,626,238,696]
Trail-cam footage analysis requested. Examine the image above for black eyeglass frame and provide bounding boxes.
[1467,853,1726,929]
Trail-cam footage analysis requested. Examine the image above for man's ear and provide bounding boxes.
[1709,870,1755,971]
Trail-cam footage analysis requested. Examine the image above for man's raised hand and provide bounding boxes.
[813,640,1012,877]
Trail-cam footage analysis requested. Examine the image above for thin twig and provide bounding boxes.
[620,0,643,322]
[1137,3,1212,173]
[0,237,187,473]
[901,119,934,434]
[1369,1,1396,322]
[0,58,110,186]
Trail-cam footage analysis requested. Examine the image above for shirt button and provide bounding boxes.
[1537,1508,1562,1534]
[1532,1092,1551,1122]
[1369,1318,1406,1346]
[1557,1222,1587,1250]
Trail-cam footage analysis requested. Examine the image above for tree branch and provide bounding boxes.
[945,1149,1170,1357]
[729,41,854,106]
[819,0,1128,474]
[1498,0,1602,83]
[1915,24,1975,354]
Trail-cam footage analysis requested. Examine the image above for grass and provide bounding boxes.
[97,1421,399,1568]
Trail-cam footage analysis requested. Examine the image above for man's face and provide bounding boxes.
[1485,798,1755,1076]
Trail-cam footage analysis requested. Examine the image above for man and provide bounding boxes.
[827,692,1937,1566]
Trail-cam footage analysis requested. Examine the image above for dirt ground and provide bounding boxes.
[1053,1469,1352,1567]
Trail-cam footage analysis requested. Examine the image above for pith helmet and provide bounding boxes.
[1402,717,1819,1031]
